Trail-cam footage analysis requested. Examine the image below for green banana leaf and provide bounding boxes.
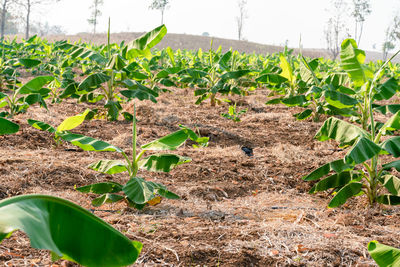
[309,172,355,194]
[0,118,19,135]
[60,133,123,153]
[340,39,370,87]
[328,182,363,208]
[345,137,381,165]
[368,241,400,267]
[379,175,400,196]
[138,154,191,172]
[27,119,56,133]
[18,76,55,94]
[314,117,369,145]
[88,160,128,175]
[76,182,123,194]
[303,159,353,181]
[0,194,142,266]
[324,90,358,109]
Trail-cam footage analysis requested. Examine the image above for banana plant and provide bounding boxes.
[59,105,208,209]
[0,76,54,118]
[28,109,91,146]
[0,117,19,135]
[61,24,167,121]
[303,41,400,208]
[0,194,142,266]
[368,241,400,267]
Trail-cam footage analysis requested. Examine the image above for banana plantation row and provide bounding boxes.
[0,25,399,266]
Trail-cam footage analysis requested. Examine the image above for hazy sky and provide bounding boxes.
[36,0,400,51]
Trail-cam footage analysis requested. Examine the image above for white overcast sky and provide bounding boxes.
[36,0,400,51]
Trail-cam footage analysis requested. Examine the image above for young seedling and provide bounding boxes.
[59,105,208,209]
[221,103,247,122]
[28,109,91,147]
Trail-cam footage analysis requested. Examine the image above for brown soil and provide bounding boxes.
[0,87,398,266]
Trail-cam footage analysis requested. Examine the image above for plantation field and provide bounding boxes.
[1,86,399,266]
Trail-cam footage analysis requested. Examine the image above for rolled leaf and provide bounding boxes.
[0,194,142,266]
[328,182,363,208]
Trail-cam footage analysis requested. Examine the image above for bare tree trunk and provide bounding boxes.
[354,21,358,43]
[93,0,98,34]
[0,0,8,39]
[25,0,31,39]
[357,21,364,45]
[161,8,164,24]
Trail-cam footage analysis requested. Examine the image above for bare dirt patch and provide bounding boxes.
[0,87,398,266]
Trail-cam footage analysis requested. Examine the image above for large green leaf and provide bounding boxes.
[126,25,167,55]
[27,119,56,133]
[382,137,400,157]
[324,90,358,109]
[279,55,294,84]
[88,160,128,175]
[328,182,363,208]
[382,160,400,172]
[91,194,125,207]
[76,182,123,194]
[376,195,400,205]
[281,95,307,107]
[299,56,319,85]
[141,129,190,151]
[78,73,110,91]
[0,118,19,135]
[220,70,251,80]
[123,177,179,204]
[378,111,400,136]
[0,194,141,266]
[345,137,382,165]
[315,117,369,145]
[340,39,368,87]
[60,133,123,153]
[256,73,287,85]
[57,109,90,132]
[19,58,41,68]
[309,172,355,194]
[374,78,399,101]
[368,241,400,267]
[18,76,54,94]
[303,159,353,181]
[374,104,400,115]
[379,175,400,196]
[138,154,191,172]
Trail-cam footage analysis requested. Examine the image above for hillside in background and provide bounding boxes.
[46,32,394,62]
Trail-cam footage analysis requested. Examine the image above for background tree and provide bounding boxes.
[87,0,103,34]
[382,15,400,60]
[0,0,16,38]
[18,0,60,39]
[324,0,349,60]
[235,0,247,41]
[351,0,371,45]
[149,0,169,25]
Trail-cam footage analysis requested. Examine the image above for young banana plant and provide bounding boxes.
[303,39,400,208]
[59,105,208,209]
[28,109,91,147]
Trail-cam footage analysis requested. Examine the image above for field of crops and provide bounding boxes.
[1,25,400,266]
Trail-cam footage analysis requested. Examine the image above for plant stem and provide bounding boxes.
[132,103,138,176]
